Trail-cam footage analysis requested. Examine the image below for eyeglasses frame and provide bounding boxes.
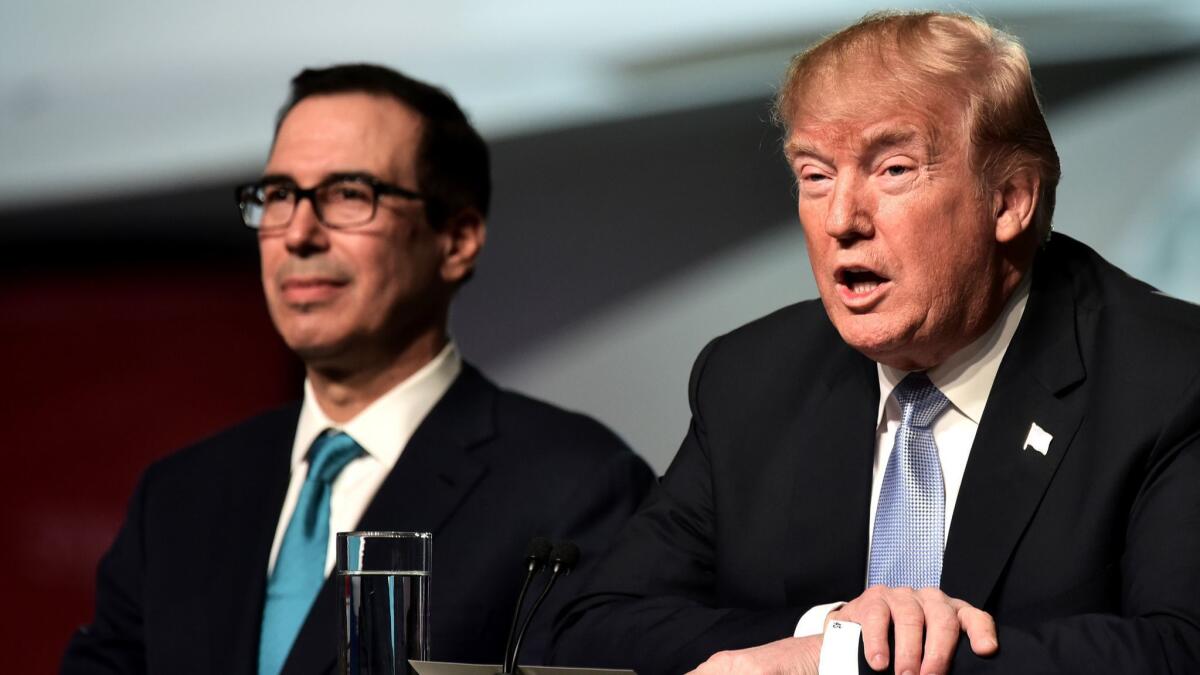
[235,172,425,230]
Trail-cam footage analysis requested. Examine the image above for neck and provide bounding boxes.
[305,328,449,423]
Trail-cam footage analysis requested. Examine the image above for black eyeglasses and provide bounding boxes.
[235,173,424,230]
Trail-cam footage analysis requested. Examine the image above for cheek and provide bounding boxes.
[801,236,834,294]
[257,245,283,293]
[798,197,825,232]
[911,233,989,318]
[899,242,957,314]
[884,199,959,283]
[257,239,277,270]
[359,238,426,304]
[358,251,404,304]
[799,210,830,262]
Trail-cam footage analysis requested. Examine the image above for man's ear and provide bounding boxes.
[437,207,487,285]
[992,166,1039,244]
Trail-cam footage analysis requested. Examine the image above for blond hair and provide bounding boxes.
[774,11,1060,238]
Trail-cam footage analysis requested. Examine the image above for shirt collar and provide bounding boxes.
[876,277,1031,426]
[290,343,463,470]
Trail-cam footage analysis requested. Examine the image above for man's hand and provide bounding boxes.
[687,635,823,675]
[827,585,997,675]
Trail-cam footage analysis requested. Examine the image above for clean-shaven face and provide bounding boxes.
[259,93,446,370]
[786,82,1006,370]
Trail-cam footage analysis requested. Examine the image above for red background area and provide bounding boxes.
[0,265,299,672]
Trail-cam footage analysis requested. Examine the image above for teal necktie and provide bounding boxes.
[259,431,363,675]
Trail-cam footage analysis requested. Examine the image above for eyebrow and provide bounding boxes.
[259,171,378,185]
[861,128,921,158]
[786,127,933,166]
[785,139,830,164]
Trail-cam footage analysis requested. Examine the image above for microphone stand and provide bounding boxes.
[502,538,552,674]
[506,542,580,675]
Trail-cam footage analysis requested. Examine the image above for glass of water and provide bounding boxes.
[337,531,432,675]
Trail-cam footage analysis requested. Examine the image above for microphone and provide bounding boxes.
[502,537,552,674]
[505,541,580,674]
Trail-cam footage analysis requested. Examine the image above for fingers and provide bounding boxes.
[842,586,893,671]
[836,586,995,675]
[916,589,958,675]
[839,585,924,673]
[950,599,998,656]
[889,591,926,675]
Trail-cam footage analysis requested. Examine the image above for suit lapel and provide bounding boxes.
[282,365,495,675]
[785,343,878,606]
[941,252,1086,607]
[356,364,494,535]
[206,406,300,675]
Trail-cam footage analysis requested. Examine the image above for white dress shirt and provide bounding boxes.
[266,343,462,577]
[796,279,1030,641]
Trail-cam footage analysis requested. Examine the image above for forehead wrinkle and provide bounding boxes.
[788,65,959,166]
[787,121,939,168]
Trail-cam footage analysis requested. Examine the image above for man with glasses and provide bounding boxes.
[63,64,653,675]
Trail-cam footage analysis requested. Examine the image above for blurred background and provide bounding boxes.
[4,0,1199,668]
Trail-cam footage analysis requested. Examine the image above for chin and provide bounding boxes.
[831,314,918,366]
[281,330,350,363]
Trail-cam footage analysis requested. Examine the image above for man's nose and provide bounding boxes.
[281,198,329,253]
[824,174,874,240]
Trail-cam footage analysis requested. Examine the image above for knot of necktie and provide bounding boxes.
[307,431,363,485]
[894,373,950,429]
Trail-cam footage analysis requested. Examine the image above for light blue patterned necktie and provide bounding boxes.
[868,373,950,589]
[259,430,363,675]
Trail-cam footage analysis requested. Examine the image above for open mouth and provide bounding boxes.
[837,268,890,296]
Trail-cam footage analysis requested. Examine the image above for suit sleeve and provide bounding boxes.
[517,441,657,665]
[944,407,1200,674]
[551,339,803,675]
[60,468,153,675]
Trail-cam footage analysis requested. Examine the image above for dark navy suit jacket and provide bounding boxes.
[63,364,655,675]
[553,235,1200,674]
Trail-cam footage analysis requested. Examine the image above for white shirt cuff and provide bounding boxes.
[818,619,862,675]
[793,601,846,637]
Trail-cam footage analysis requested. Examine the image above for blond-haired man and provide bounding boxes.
[553,12,1200,675]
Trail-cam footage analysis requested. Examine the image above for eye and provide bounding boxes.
[796,166,834,197]
[799,167,830,183]
[884,164,910,177]
[262,184,293,203]
[328,182,373,203]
